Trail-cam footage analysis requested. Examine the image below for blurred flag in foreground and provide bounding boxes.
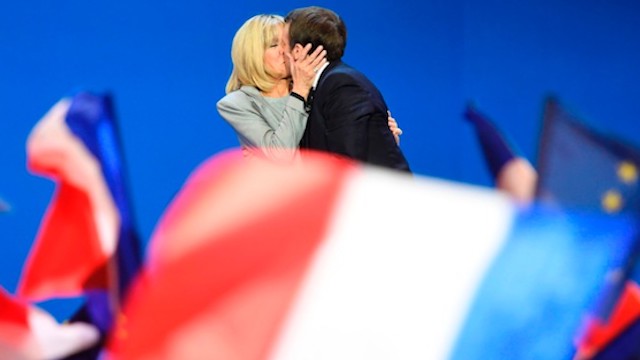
[18,92,142,337]
[106,150,636,359]
[535,98,640,359]
[0,286,99,359]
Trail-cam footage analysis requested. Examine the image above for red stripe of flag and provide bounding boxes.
[109,150,357,359]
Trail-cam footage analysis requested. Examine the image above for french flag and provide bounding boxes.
[106,150,637,359]
[0,286,99,359]
[18,92,142,335]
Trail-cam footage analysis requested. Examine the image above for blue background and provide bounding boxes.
[1,0,640,318]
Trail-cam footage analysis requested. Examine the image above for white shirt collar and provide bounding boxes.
[312,62,330,89]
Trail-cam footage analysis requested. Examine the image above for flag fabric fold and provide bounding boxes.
[577,281,640,359]
[464,104,518,179]
[0,286,99,360]
[19,98,118,301]
[64,93,142,302]
[18,92,142,337]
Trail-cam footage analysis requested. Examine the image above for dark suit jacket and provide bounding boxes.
[299,61,411,173]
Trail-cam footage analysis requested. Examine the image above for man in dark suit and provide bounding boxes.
[284,6,411,173]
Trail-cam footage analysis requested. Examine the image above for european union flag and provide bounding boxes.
[536,98,640,216]
[535,98,640,359]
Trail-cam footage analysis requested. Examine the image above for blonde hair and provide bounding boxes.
[225,14,285,94]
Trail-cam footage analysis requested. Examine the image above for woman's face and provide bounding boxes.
[263,24,289,80]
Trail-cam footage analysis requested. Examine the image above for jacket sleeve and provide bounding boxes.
[217,91,308,161]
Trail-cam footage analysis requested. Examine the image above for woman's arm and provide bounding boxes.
[387,110,403,145]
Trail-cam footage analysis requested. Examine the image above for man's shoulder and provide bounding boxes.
[320,62,365,87]
[324,61,361,78]
[319,61,379,97]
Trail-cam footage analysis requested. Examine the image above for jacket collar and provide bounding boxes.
[315,60,343,90]
[239,85,261,98]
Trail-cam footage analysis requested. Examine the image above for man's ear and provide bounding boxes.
[292,43,305,60]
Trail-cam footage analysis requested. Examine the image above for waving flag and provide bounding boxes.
[578,282,640,359]
[464,104,537,204]
[464,103,519,179]
[0,286,99,359]
[535,98,640,359]
[105,150,636,360]
[18,92,142,338]
[536,98,640,215]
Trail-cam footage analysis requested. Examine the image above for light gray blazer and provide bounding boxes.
[217,86,308,160]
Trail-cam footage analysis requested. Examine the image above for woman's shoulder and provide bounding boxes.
[217,86,261,110]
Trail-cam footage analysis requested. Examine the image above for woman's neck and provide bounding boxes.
[261,79,291,98]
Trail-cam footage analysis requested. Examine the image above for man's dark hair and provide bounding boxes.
[285,6,347,62]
